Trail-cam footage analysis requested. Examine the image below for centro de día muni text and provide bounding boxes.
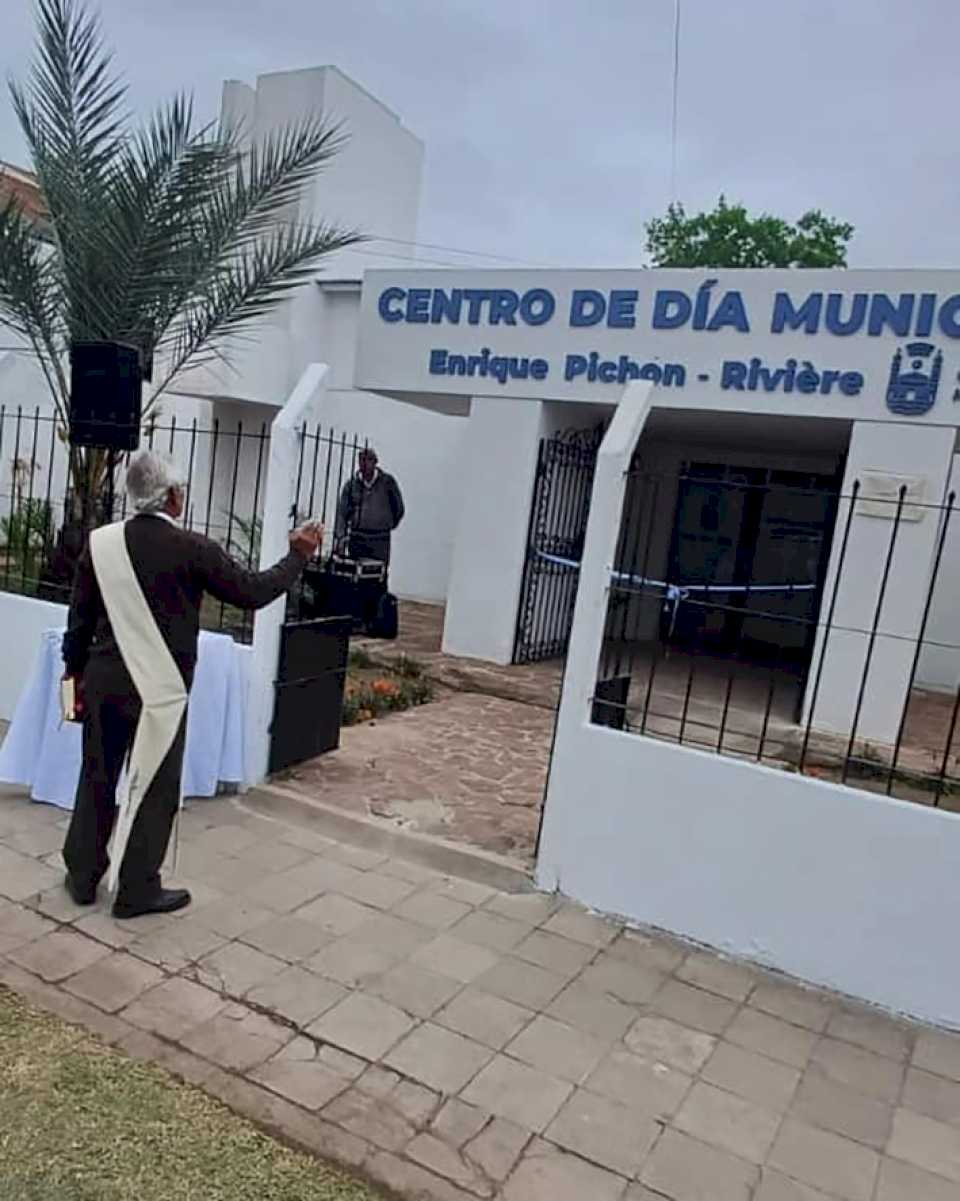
[380,280,960,395]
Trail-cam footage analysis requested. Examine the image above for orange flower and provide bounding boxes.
[372,679,400,697]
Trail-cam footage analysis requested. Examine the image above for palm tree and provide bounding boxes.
[0,0,361,561]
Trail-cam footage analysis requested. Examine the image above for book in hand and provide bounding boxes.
[60,676,82,723]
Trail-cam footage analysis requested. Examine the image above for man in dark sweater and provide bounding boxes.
[62,451,323,918]
[336,448,405,569]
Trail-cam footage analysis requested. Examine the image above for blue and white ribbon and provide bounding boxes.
[534,550,816,636]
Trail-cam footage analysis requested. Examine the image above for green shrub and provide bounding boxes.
[1,498,53,584]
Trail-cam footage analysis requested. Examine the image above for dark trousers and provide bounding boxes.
[347,532,391,629]
[63,657,187,903]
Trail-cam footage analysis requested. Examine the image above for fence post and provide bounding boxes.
[536,380,655,889]
[800,421,955,745]
[244,363,330,788]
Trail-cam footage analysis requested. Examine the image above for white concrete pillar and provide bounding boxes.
[245,363,329,788]
[916,452,960,693]
[442,396,546,664]
[803,421,955,745]
[537,381,655,888]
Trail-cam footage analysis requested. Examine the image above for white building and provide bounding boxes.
[356,268,960,704]
[162,66,472,605]
[4,64,960,722]
[4,64,960,1024]
[352,272,960,1026]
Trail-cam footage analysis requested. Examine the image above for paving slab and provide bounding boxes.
[0,785,955,1201]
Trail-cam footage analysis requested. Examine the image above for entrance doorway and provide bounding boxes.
[513,427,602,664]
[665,462,841,674]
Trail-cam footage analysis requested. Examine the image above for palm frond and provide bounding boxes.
[9,0,127,343]
[140,116,358,379]
[151,116,349,314]
[79,96,234,356]
[157,220,362,393]
[26,0,126,168]
[0,194,69,415]
[221,115,349,247]
[2,0,365,433]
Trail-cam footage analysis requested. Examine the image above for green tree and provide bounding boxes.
[645,197,853,269]
[0,0,361,542]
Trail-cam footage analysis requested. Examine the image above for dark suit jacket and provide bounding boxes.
[336,472,405,538]
[62,514,306,686]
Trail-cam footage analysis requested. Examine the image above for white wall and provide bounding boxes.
[537,380,960,1028]
[442,397,545,663]
[442,398,605,663]
[803,421,955,743]
[0,591,67,722]
[179,65,424,410]
[538,722,960,1028]
[162,66,453,598]
[314,381,465,603]
[916,450,960,693]
[202,399,274,550]
[309,66,423,265]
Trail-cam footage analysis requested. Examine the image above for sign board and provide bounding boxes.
[355,268,960,424]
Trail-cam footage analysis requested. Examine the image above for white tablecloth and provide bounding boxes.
[0,628,250,808]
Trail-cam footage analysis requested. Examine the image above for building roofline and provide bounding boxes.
[247,64,419,140]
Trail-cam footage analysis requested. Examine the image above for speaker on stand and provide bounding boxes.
[68,341,143,453]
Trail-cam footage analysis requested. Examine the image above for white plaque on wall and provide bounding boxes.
[857,472,927,522]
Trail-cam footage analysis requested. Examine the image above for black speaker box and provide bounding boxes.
[592,674,631,730]
[268,617,351,773]
[69,341,142,451]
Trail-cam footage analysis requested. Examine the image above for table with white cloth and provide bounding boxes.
[0,628,250,808]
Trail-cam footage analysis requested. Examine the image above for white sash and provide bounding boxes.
[89,522,188,892]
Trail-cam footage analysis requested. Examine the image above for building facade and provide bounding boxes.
[354,269,960,736]
[3,64,960,735]
[0,65,466,604]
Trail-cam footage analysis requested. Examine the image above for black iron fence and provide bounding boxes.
[593,464,960,811]
[513,429,601,664]
[0,406,367,643]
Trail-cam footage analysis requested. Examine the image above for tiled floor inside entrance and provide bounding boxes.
[2,791,960,1201]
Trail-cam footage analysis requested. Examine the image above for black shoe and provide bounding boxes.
[112,888,192,920]
[65,873,97,906]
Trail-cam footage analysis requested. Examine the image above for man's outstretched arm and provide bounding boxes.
[197,524,323,610]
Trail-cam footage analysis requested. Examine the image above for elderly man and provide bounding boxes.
[336,448,405,571]
[61,451,323,919]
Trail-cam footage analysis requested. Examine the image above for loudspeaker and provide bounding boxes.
[268,617,351,773]
[369,592,398,640]
[591,674,630,730]
[69,341,142,451]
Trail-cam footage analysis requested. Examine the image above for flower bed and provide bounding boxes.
[342,650,434,725]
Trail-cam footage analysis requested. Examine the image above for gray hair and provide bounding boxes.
[126,451,185,514]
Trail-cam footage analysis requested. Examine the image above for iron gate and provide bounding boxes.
[513,428,602,664]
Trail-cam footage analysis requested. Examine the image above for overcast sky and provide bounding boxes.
[1,0,957,270]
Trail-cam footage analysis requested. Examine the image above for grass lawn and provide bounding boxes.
[0,986,383,1201]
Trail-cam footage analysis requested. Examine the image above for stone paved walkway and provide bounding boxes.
[272,601,558,864]
[277,692,552,863]
[355,602,562,713]
[2,791,960,1201]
